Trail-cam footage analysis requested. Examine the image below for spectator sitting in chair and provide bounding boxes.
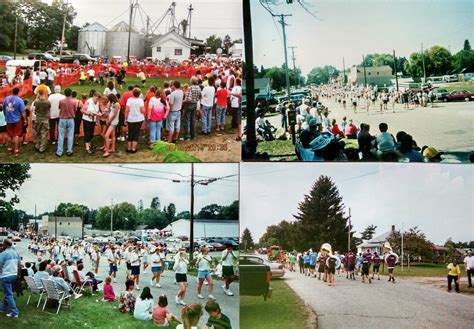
[49,265,82,300]
[76,263,102,294]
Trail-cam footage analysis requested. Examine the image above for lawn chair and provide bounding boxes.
[40,279,70,314]
[24,276,44,308]
[72,270,93,295]
[62,264,70,283]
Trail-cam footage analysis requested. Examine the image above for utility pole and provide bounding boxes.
[54,206,57,238]
[289,46,298,87]
[342,57,346,85]
[189,164,195,263]
[81,208,84,240]
[60,0,69,56]
[347,208,351,252]
[187,4,194,39]
[127,0,136,63]
[393,50,399,92]
[278,14,293,99]
[362,54,368,87]
[401,221,404,272]
[421,43,426,83]
[243,0,256,156]
[110,198,114,236]
[13,16,18,59]
[34,204,37,233]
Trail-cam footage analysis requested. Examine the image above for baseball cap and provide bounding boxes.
[310,132,333,151]
[422,147,443,159]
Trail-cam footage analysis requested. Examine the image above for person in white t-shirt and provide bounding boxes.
[221,243,237,296]
[149,247,164,287]
[129,247,141,290]
[80,92,100,154]
[230,78,242,140]
[32,72,41,93]
[196,247,215,300]
[87,68,95,84]
[48,85,66,144]
[201,76,216,135]
[125,88,145,153]
[173,249,189,306]
[464,251,474,288]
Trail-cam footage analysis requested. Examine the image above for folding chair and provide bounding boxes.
[41,279,70,314]
[24,276,44,308]
[72,270,93,295]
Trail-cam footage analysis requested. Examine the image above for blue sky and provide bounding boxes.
[240,163,473,245]
[15,164,238,216]
[251,0,474,74]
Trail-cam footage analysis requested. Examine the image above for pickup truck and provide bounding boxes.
[239,255,272,300]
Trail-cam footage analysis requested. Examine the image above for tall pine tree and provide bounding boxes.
[293,176,352,253]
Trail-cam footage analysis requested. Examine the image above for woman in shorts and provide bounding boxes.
[103,93,120,157]
[129,246,141,290]
[150,247,164,288]
[196,247,215,300]
[173,249,189,306]
[125,88,145,153]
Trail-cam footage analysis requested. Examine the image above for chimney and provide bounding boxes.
[391,225,395,232]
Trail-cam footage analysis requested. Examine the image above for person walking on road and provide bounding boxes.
[221,243,237,296]
[371,252,381,280]
[174,249,189,306]
[464,251,473,288]
[196,246,215,300]
[447,260,462,293]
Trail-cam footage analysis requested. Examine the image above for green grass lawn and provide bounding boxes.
[256,139,298,161]
[440,81,474,93]
[1,291,174,329]
[378,263,452,277]
[240,279,311,329]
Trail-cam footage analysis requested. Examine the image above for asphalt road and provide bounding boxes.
[14,240,240,328]
[252,99,474,161]
[283,269,474,329]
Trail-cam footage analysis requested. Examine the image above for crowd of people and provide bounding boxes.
[277,243,473,293]
[264,83,455,162]
[0,234,237,328]
[0,58,242,158]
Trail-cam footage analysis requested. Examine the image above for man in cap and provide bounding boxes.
[0,239,21,317]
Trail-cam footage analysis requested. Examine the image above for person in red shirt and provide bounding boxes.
[331,119,345,138]
[215,82,229,131]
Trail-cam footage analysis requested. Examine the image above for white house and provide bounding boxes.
[357,225,397,255]
[163,219,239,239]
[151,30,192,62]
[41,215,83,238]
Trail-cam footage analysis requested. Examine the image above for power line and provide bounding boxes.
[68,165,181,182]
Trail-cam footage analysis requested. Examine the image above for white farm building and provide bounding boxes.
[164,219,239,239]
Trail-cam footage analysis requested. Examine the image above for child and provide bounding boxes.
[153,294,181,327]
[0,105,7,146]
[102,276,116,302]
[177,304,203,329]
[204,300,232,329]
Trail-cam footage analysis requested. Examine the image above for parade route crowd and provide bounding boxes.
[0,57,242,159]
[0,234,239,328]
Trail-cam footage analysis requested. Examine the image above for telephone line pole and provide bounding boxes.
[278,14,293,99]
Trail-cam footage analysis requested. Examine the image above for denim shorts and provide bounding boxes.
[197,270,210,279]
[166,111,181,132]
[151,266,162,273]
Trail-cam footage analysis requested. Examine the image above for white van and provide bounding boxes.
[5,59,45,82]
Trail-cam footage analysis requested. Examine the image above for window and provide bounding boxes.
[156,47,161,52]
[377,72,379,75]
[68,222,70,226]
[174,48,183,56]
[59,222,62,225]
[368,72,371,76]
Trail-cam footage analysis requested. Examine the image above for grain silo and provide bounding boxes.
[77,22,108,56]
[105,21,144,60]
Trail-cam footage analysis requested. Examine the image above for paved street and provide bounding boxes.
[14,240,239,328]
[284,269,474,329]
[251,99,474,161]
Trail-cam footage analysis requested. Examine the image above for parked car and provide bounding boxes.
[59,53,95,65]
[444,90,473,102]
[209,243,226,251]
[431,88,449,101]
[240,254,285,278]
[28,52,58,62]
[12,236,21,242]
[239,255,272,300]
[0,55,13,61]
